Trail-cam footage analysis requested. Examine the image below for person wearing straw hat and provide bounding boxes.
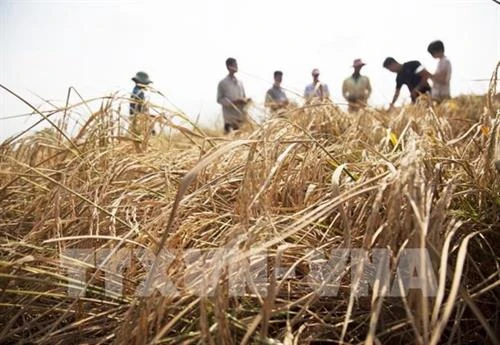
[129,71,154,144]
[342,59,372,113]
[304,68,330,101]
[217,57,251,134]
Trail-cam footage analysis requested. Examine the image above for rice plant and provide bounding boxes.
[0,63,499,345]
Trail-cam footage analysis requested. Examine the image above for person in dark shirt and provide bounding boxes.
[383,57,431,108]
[129,71,154,145]
[130,71,152,115]
[265,70,289,114]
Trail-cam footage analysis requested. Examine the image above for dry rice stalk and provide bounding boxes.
[1,74,499,344]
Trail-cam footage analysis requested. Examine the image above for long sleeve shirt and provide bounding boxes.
[130,85,146,115]
[217,75,246,124]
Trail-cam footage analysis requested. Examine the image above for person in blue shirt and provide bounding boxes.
[130,71,152,116]
[129,71,154,147]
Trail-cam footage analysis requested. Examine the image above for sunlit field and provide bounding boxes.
[0,64,499,345]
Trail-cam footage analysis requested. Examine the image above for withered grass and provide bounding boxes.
[0,63,499,344]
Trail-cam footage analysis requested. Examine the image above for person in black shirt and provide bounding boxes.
[383,57,431,108]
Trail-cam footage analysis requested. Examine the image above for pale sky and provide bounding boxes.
[1,0,499,139]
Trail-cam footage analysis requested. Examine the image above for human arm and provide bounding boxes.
[407,64,431,99]
[217,82,247,107]
[322,84,330,99]
[241,83,246,99]
[217,82,232,106]
[265,92,283,111]
[432,71,447,83]
[304,86,310,99]
[412,70,431,99]
[131,88,146,113]
[235,81,250,105]
[264,91,273,109]
[342,79,349,100]
[365,78,372,99]
[390,88,401,108]
[416,68,431,91]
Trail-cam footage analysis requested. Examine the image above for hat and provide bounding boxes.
[352,59,366,68]
[132,71,152,84]
[312,68,320,75]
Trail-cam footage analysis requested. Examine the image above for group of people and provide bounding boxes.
[384,40,452,109]
[130,40,452,135]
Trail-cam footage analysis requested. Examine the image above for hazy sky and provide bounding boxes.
[1,0,499,139]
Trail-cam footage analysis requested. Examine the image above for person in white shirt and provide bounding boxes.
[304,68,330,101]
[427,40,452,102]
[342,59,372,112]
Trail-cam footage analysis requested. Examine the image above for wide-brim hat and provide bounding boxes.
[132,71,152,84]
[352,59,366,67]
[352,59,366,68]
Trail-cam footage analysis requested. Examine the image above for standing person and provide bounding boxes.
[217,57,250,134]
[130,71,152,116]
[342,58,372,112]
[427,40,452,102]
[129,71,154,141]
[304,68,330,101]
[383,57,432,108]
[265,70,289,114]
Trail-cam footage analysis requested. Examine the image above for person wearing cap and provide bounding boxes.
[265,70,289,114]
[304,69,330,101]
[130,71,152,116]
[129,71,154,144]
[427,40,452,102]
[383,57,431,108]
[342,59,372,113]
[217,57,251,134]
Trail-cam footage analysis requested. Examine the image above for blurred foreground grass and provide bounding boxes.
[0,65,499,344]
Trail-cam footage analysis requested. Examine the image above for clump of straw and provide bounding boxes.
[0,63,499,344]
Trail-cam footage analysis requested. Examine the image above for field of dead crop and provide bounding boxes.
[0,65,499,345]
